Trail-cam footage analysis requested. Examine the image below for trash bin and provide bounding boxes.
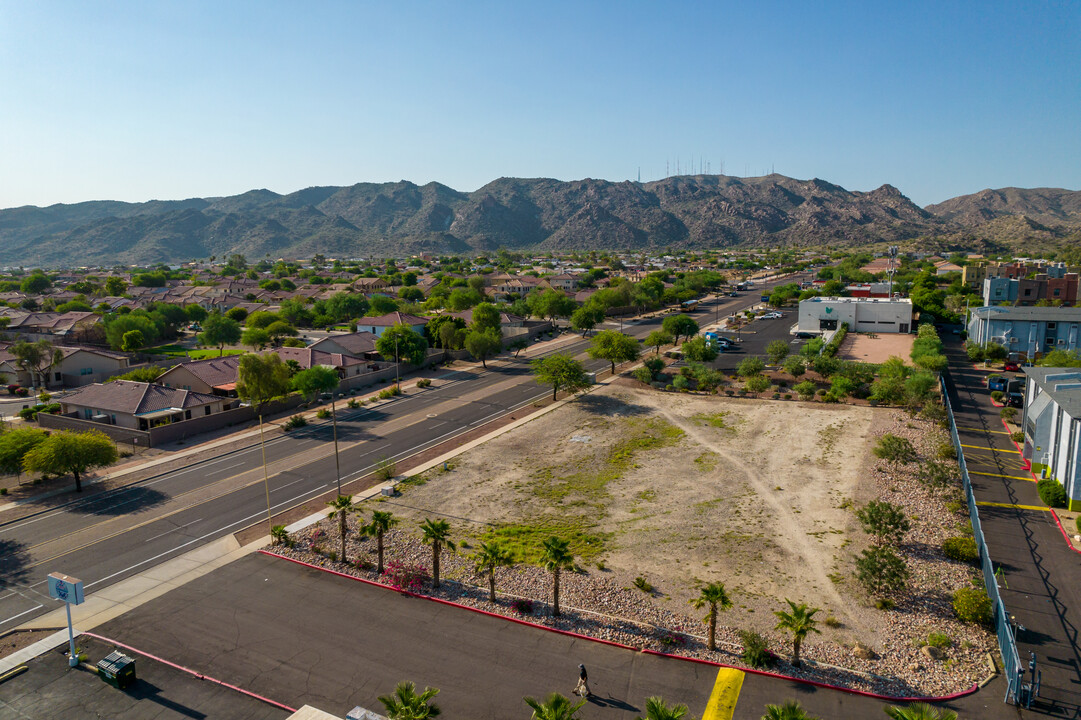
[97,651,137,689]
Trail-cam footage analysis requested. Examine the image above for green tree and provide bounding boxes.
[745,374,771,395]
[524,692,585,720]
[198,313,242,356]
[528,289,576,323]
[20,273,51,294]
[22,430,118,493]
[773,599,820,668]
[661,314,699,344]
[270,524,289,546]
[856,546,910,597]
[540,536,574,617]
[635,696,689,720]
[237,353,292,415]
[378,681,441,720]
[326,494,358,563]
[469,302,502,335]
[120,330,145,352]
[766,339,791,365]
[873,434,917,469]
[362,510,399,575]
[0,428,49,479]
[783,356,806,378]
[682,336,718,363]
[1037,349,1081,367]
[104,276,127,296]
[11,340,62,389]
[856,500,910,546]
[691,581,733,651]
[105,314,160,350]
[883,703,957,720]
[588,330,640,375]
[446,287,484,311]
[241,327,270,351]
[184,304,209,323]
[532,354,591,401]
[377,324,429,365]
[246,310,280,329]
[762,700,819,720]
[570,305,604,336]
[419,518,455,588]
[509,338,529,357]
[292,365,339,399]
[264,320,298,346]
[737,356,766,378]
[473,540,515,602]
[645,330,673,354]
[465,329,502,368]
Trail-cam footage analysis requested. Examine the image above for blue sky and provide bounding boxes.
[1,1,1078,209]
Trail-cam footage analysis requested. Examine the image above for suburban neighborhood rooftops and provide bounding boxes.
[446,309,524,326]
[62,380,221,415]
[267,347,366,370]
[361,312,428,327]
[308,331,379,356]
[1024,367,1081,419]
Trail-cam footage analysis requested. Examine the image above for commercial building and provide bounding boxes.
[967,306,1081,360]
[796,297,913,334]
[1021,368,1081,510]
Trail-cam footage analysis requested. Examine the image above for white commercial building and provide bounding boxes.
[797,297,913,334]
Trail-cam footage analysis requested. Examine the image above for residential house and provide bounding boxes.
[60,380,228,431]
[1,311,104,344]
[158,355,243,397]
[445,309,525,330]
[267,347,375,378]
[933,260,963,276]
[1021,367,1081,509]
[308,331,380,359]
[357,312,428,337]
[967,306,1081,360]
[0,343,131,389]
[546,274,580,292]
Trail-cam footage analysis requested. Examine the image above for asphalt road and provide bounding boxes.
[943,337,1081,717]
[0,274,808,634]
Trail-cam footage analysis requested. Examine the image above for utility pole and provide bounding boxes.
[331,392,341,495]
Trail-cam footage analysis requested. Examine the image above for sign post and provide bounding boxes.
[47,572,84,667]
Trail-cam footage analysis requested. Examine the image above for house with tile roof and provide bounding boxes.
[266,347,375,378]
[158,355,243,396]
[60,380,228,431]
[357,312,428,337]
[308,331,380,359]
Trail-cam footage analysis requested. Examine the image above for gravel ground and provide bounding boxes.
[275,402,995,699]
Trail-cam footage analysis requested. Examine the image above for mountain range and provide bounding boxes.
[1,176,1078,266]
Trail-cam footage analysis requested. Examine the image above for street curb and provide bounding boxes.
[258,550,979,703]
[81,630,298,713]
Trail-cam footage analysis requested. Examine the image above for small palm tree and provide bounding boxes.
[420,518,456,588]
[524,692,586,720]
[773,599,821,668]
[636,696,688,720]
[762,700,818,720]
[270,524,289,547]
[884,703,957,720]
[472,540,515,602]
[362,509,399,574]
[690,581,733,651]
[540,536,574,617]
[326,494,358,563]
[378,681,441,720]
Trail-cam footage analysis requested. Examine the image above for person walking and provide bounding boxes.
[574,663,592,697]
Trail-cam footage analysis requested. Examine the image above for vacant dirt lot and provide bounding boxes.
[377,384,883,640]
[836,332,915,365]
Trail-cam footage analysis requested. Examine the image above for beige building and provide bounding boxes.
[60,380,228,431]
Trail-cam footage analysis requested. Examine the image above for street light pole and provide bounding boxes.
[331,394,342,495]
[258,414,273,534]
[394,335,400,390]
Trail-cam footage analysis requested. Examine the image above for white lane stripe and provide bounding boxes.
[0,603,44,627]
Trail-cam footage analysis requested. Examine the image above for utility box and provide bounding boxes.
[97,651,137,689]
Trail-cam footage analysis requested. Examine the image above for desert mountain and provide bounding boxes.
[0,176,1077,266]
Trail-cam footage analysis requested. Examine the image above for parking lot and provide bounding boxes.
[702,312,807,372]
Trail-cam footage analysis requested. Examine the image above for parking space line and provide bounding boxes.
[961,443,1018,453]
[968,470,1036,482]
[976,501,1050,511]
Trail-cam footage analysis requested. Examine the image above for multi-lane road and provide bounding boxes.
[0,273,807,631]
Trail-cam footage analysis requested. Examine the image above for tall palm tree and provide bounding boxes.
[761,700,818,719]
[636,696,689,720]
[362,509,399,575]
[773,599,821,668]
[523,692,586,720]
[420,518,455,588]
[540,536,574,617]
[884,703,957,720]
[326,494,358,563]
[472,540,515,602]
[690,582,733,651]
[378,681,441,720]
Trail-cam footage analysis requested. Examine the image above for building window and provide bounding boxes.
[1047,322,1057,330]
[80,367,93,375]
[205,406,212,415]
[185,410,192,420]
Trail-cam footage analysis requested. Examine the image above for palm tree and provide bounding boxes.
[420,518,456,588]
[523,692,586,720]
[761,700,818,719]
[773,599,821,668]
[378,681,441,720]
[326,494,358,563]
[362,509,399,575]
[884,703,957,720]
[472,540,515,602]
[636,696,688,720]
[690,582,733,651]
[270,524,289,547]
[540,536,574,617]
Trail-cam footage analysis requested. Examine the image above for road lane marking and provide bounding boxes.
[962,444,1019,454]
[958,428,1010,434]
[0,603,44,628]
[976,501,1050,511]
[968,470,1036,482]
[702,667,744,720]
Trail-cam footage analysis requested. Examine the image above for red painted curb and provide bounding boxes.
[81,630,298,713]
[259,550,979,703]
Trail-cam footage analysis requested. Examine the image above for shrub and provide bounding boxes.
[1000,406,1017,421]
[856,546,909,597]
[283,414,308,430]
[926,632,952,649]
[990,390,1004,403]
[739,629,776,669]
[952,587,992,625]
[378,386,402,400]
[416,378,432,388]
[15,387,28,397]
[794,380,816,399]
[1037,478,1067,508]
[316,408,331,419]
[942,536,978,563]
[375,456,396,482]
[633,576,653,593]
[511,598,534,615]
[0,487,7,496]
[346,398,360,409]
[784,393,792,400]
[856,500,910,546]
[1076,516,1081,535]
[383,560,428,592]
[672,375,690,391]
[6,384,19,395]
[1010,431,1024,444]
[632,366,653,384]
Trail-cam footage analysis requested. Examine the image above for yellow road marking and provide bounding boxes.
[702,667,744,720]
[962,444,1019,454]
[976,501,1050,511]
[969,470,1036,482]
[958,428,1010,434]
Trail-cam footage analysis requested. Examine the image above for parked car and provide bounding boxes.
[794,331,816,339]
[1003,361,1021,372]
[988,375,1008,392]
